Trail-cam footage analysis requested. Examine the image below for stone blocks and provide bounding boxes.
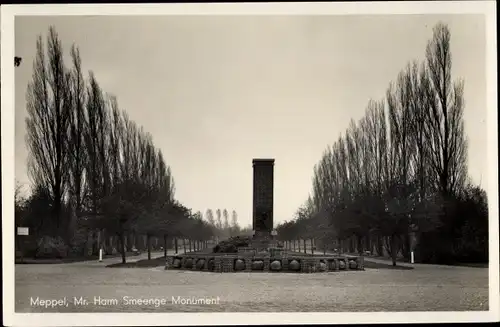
[251,260,264,271]
[270,260,282,271]
[288,259,301,271]
[165,254,364,273]
[234,259,245,271]
[207,258,215,271]
[184,257,193,269]
[195,258,206,270]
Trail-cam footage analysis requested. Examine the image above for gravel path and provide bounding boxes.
[15,253,488,312]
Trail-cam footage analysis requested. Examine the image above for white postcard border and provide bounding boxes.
[2,1,498,326]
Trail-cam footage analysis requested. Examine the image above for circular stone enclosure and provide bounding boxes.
[166,252,364,273]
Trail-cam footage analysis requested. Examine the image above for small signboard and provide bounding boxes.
[17,227,29,236]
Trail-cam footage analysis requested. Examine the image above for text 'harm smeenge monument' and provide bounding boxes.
[252,158,275,250]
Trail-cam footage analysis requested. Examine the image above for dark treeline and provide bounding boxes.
[203,208,253,241]
[277,23,488,265]
[15,26,214,263]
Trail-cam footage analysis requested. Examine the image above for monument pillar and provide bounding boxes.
[252,159,275,249]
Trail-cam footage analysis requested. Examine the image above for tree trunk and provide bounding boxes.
[298,239,301,252]
[126,233,131,252]
[89,231,95,256]
[402,233,411,261]
[189,239,192,252]
[377,235,384,256]
[367,233,372,255]
[390,235,398,266]
[303,239,307,254]
[147,234,151,260]
[311,239,315,255]
[119,233,126,264]
[54,189,61,229]
[357,234,363,255]
[96,230,100,255]
[163,234,167,257]
[183,239,187,253]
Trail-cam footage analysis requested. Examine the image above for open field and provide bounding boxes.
[15,253,488,312]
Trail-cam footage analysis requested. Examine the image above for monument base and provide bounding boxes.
[165,251,365,273]
[251,231,277,252]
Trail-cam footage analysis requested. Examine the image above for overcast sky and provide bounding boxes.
[14,14,486,228]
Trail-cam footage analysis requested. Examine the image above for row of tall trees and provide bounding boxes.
[204,209,242,240]
[277,23,488,265]
[16,26,214,263]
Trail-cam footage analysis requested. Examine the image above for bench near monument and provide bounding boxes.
[165,159,364,273]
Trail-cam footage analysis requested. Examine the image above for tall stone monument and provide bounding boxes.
[251,159,275,250]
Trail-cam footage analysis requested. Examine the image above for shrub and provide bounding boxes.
[213,235,252,253]
[67,228,89,257]
[35,236,68,259]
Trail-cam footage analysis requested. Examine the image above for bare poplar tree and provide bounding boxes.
[205,209,215,227]
[84,72,105,216]
[67,45,87,216]
[424,22,468,197]
[223,209,230,231]
[107,95,124,193]
[215,209,223,231]
[25,26,71,231]
[231,210,238,228]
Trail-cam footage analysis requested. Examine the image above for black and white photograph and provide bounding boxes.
[1,2,498,326]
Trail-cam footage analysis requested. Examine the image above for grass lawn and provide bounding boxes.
[106,255,166,268]
[367,255,488,268]
[15,251,141,264]
[363,260,413,270]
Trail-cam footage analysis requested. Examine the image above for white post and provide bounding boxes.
[99,248,103,262]
[411,251,414,264]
